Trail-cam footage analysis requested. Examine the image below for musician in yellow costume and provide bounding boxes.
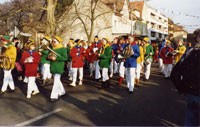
[0,36,17,95]
[175,40,186,63]
[135,39,144,86]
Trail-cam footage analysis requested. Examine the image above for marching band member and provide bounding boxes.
[160,41,174,79]
[175,40,186,64]
[135,39,144,86]
[39,36,52,85]
[124,36,140,94]
[85,42,95,77]
[70,39,85,87]
[158,37,168,74]
[110,37,119,78]
[98,38,112,89]
[117,37,127,85]
[90,35,103,80]
[67,38,75,81]
[143,37,154,81]
[48,36,68,102]
[0,36,17,95]
[21,39,40,98]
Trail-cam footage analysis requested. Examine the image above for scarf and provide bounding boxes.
[53,43,63,50]
[101,43,110,54]
[28,50,36,56]
[75,45,82,56]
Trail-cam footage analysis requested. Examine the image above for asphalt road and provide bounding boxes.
[0,63,186,126]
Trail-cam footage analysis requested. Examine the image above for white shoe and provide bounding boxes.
[79,81,83,85]
[26,94,31,99]
[110,74,113,78]
[69,76,72,81]
[69,82,76,87]
[32,90,40,95]
[89,74,93,77]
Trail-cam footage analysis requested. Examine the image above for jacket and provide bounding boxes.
[40,49,50,64]
[175,45,186,63]
[137,46,144,64]
[21,50,40,77]
[124,43,140,68]
[160,47,174,64]
[50,44,68,74]
[70,45,85,68]
[99,44,112,68]
[3,43,17,69]
[90,41,103,61]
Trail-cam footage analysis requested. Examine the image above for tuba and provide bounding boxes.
[118,45,133,59]
[0,47,12,70]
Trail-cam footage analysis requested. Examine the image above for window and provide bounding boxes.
[151,31,156,37]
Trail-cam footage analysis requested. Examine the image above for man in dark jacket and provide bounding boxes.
[171,29,200,126]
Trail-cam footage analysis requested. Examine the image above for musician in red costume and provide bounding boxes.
[160,41,174,79]
[90,35,103,80]
[70,39,86,86]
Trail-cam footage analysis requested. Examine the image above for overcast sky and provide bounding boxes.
[1,0,199,33]
[130,0,200,33]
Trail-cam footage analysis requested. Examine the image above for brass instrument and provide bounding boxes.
[99,46,104,55]
[118,45,134,59]
[0,55,12,70]
[165,50,177,57]
[39,44,61,57]
[144,54,152,65]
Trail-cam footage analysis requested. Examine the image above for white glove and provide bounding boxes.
[93,48,98,53]
[24,56,33,63]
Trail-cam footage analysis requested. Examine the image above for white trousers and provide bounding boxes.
[158,58,164,73]
[72,68,83,83]
[119,61,125,78]
[89,63,95,75]
[42,64,52,80]
[68,62,73,76]
[145,62,152,80]
[136,63,141,80]
[1,69,15,92]
[94,60,101,79]
[51,74,65,99]
[164,64,173,78]
[114,60,118,74]
[27,77,39,96]
[102,68,109,82]
[110,59,114,76]
[126,68,136,92]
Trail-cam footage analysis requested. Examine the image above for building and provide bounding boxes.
[173,25,188,42]
[130,1,168,42]
[57,0,137,42]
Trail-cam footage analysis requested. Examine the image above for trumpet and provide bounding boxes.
[0,55,12,70]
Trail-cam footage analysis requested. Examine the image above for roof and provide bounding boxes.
[100,0,127,15]
[130,1,144,19]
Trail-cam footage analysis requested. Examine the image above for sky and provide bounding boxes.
[130,0,200,33]
[0,0,10,4]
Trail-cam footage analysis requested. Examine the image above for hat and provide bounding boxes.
[69,38,74,42]
[43,36,50,42]
[26,39,34,47]
[75,39,82,44]
[103,38,109,42]
[114,37,119,40]
[166,40,171,43]
[94,35,99,40]
[143,37,149,43]
[1,35,11,43]
[54,36,63,43]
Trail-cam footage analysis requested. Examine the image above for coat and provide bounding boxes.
[137,46,144,64]
[40,49,50,64]
[175,45,186,63]
[124,43,140,68]
[3,43,17,69]
[160,47,174,64]
[21,50,40,77]
[99,44,112,68]
[50,44,68,74]
[90,41,103,61]
[70,45,85,68]
[144,44,154,61]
